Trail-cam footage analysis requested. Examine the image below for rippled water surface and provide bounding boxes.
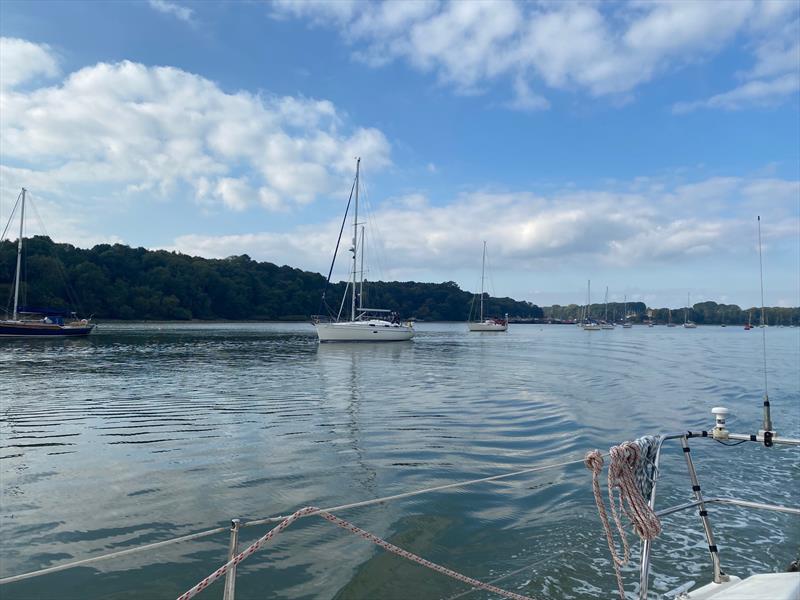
[2,323,798,599]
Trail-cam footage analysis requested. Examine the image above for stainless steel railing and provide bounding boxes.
[637,430,800,600]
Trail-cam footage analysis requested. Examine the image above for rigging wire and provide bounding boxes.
[27,194,85,315]
[318,174,357,317]
[757,216,768,399]
[2,191,23,315]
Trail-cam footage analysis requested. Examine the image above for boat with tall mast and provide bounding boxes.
[622,294,632,327]
[683,293,697,328]
[313,159,414,342]
[582,280,601,330]
[467,241,507,332]
[0,188,94,337]
[600,286,615,329]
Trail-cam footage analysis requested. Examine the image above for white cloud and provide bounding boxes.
[148,0,195,24]
[1,57,391,214]
[168,175,800,278]
[272,1,796,110]
[0,37,59,90]
[673,4,800,112]
[674,73,800,113]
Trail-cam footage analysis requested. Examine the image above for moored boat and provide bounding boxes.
[1,189,94,338]
[467,241,508,332]
[313,159,413,343]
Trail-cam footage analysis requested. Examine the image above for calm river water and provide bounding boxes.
[1,323,798,599]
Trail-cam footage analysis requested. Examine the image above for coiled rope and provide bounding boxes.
[177,507,536,600]
[585,439,662,599]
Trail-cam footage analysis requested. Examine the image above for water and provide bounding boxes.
[1,323,798,599]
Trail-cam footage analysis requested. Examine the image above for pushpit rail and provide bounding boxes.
[634,423,800,600]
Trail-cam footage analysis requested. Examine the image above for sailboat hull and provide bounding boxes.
[0,321,94,337]
[467,322,508,332]
[315,321,414,342]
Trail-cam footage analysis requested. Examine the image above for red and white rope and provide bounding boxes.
[177,507,536,600]
[585,442,662,600]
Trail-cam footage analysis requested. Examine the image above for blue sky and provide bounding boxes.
[1,0,798,308]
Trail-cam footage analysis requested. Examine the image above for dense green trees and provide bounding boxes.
[0,237,541,321]
[3,237,796,324]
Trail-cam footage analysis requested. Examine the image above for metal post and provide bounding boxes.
[680,436,727,584]
[223,519,240,600]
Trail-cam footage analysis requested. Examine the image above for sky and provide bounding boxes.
[0,0,798,309]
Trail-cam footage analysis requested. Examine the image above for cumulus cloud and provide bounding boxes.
[0,57,391,214]
[148,0,195,24]
[272,1,796,110]
[0,37,59,90]
[169,175,800,278]
[673,3,800,112]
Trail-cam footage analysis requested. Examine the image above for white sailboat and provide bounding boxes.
[467,241,508,332]
[684,292,697,328]
[622,294,632,327]
[582,280,601,330]
[314,159,414,342]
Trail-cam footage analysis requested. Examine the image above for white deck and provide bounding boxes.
[685,573,799,600]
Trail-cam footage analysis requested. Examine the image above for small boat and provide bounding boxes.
[667,308,676,327]
[683,293,697,328]
[468,242,508,332]
[313,159,413,342]
[745,311,752,330]
[0,189,94,338]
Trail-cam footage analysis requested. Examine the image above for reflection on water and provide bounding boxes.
[1,323,798,599]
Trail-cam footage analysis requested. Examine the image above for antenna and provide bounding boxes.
[757,216,773,437]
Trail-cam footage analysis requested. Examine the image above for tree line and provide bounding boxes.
[3,237,796,324]
[544,301,799,326]
[0,237,542,321]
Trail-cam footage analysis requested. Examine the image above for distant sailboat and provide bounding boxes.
[0,188,94,337]
[314,159,414,342]
[683,293,697,328]
[667,308,676,327]
[468,242,508,332]
[622,295,632,327]
[600,286,615,329]
[582,280,601,330]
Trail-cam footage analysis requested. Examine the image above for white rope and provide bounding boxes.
[0,454,592,586]
[0,526,229,585]
[242,455,592,527]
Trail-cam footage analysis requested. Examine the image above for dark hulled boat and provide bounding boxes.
[1,189,94,338]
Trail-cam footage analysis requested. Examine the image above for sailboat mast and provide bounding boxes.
[351,158,360,322]
[358,225,365,310]
[604,286,609,321]
[685,292,689,324]
[587,280,591,321]
[12,188,26,321]
[480,241,486,321]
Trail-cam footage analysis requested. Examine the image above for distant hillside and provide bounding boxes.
[0,237,542,321]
